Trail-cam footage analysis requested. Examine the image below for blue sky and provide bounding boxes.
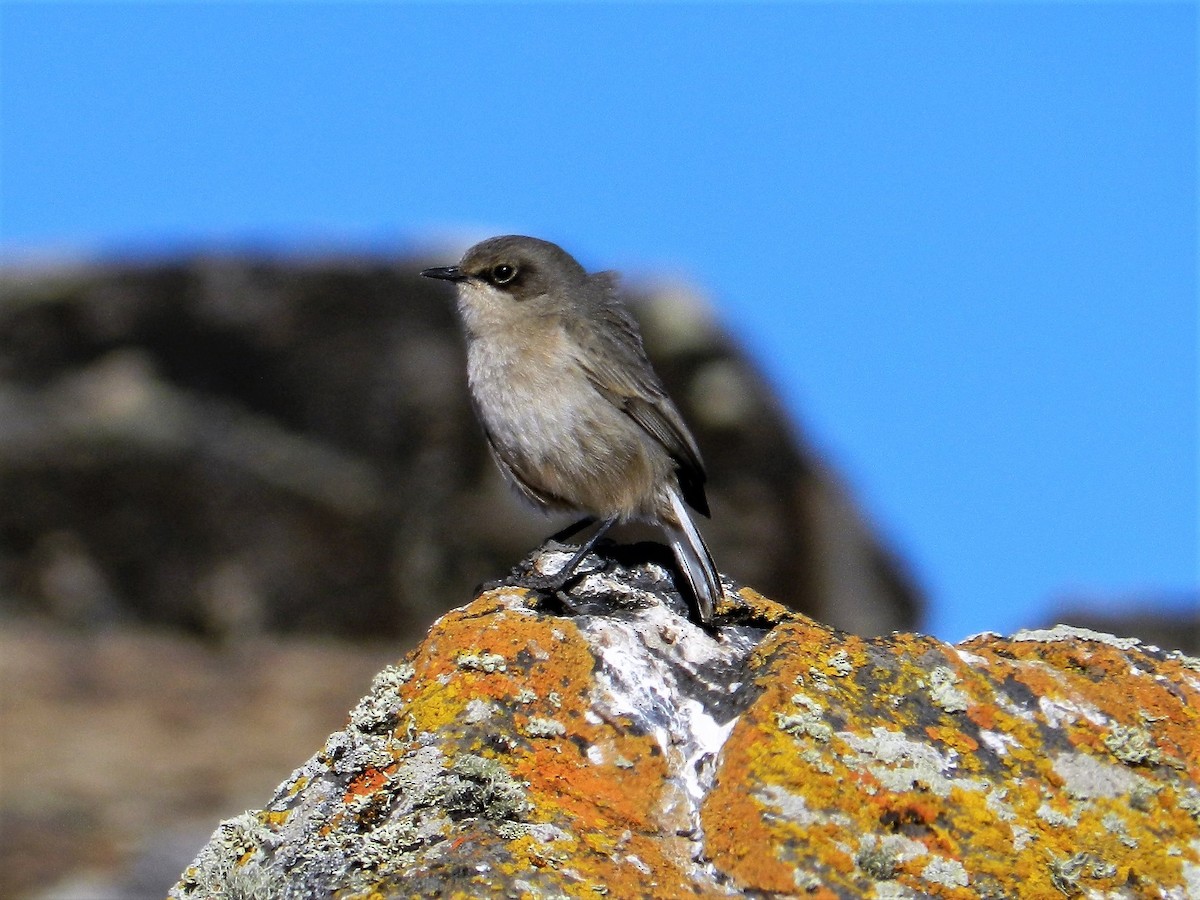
[2,3,1195,641]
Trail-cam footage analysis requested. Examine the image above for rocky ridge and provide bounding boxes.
[171,544,1200,899]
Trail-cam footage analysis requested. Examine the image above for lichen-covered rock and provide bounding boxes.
[171,545,1200,899]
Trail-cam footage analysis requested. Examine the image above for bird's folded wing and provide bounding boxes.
[563,291,710,516]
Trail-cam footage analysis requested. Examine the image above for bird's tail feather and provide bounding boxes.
[666,490,722,624]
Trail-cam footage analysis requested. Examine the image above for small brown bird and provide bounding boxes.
[421,235,722,623]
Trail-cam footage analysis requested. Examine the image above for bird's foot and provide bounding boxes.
[517,544,609,595]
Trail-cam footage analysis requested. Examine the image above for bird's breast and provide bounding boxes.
[467,328,589,443]
[465,328,665,518]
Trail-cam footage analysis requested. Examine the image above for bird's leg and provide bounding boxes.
[547,516,596,544]
[522,515,618,592]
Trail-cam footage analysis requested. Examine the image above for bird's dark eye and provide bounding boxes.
[491,264,517,285]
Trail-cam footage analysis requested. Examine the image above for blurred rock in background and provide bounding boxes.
[0,253,922,638]
[0,251,922,898]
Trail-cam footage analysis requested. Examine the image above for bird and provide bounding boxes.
[421,235,722,624]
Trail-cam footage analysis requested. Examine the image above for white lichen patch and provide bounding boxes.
[1052,750,1153,801]
[1011,825,1035,853]
[985,787,1016,822]
[993,689,1037,723]
[1183,860,1200,900]
[921,856,969,888]
[794,869,823,891]
[462,698,496,725]
[755,784,822,827]
[1101,812,1139,848]
[873,883,921,899]
[1178,789,1200,821]
[806,666,832,692]
[523,717,566,739]
[492,590,532,608]
[1036,802,1080,828]
[456,651,507,673]
[800,747,834,774]
[1010,625,1144,651]
[838,727,985,798]
[826,649,854,676]
[963,630,1002,642]
[623,854,652,875]
[928,666,969,713]
[776,693,833,742]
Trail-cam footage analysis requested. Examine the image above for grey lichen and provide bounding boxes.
[921,856,968,889]
[792,869,823,891]
[839,727,979,799]
[523,716,567,739]
[806,666,832,691]
[800,747,834,774]
[1010,625,1145,651]
[928,666,969,714]
[1103,722,1162,766]
[173,812,273,900]
[856,843,899,880]
[441,754,532,823]
[349,663,415,734]
[826,649,854,677]
[1036,802,1079,829]
[1051,749,1150,800]
[776,693,832,742]
[1048,851,1117,896]
[1178,788,1200,821]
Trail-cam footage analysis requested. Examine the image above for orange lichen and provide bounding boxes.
[343,767,388,802]
[172,581,1199,900]
[705,621,1199,897]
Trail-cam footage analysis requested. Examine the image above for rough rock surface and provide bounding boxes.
[172,545,1200,899]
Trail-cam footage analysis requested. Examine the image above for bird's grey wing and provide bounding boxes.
[564,282,710,515]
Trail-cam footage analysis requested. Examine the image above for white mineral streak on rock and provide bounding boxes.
[578,591,757,876]
[1038,695,1108,729]
[979,729,1020,757]
[953,648,989,668]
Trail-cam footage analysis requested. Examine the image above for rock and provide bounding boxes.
[170,545,1200,899]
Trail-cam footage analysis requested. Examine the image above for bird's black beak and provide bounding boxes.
[420,265,467,283]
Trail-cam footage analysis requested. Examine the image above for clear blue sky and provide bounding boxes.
[2,3,1195,641]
